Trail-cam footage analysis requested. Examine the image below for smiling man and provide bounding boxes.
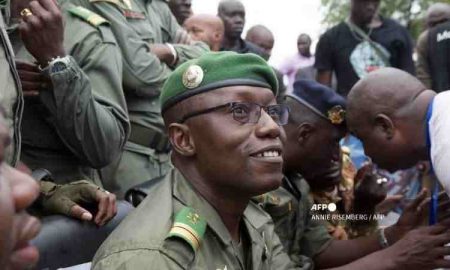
[91,51,301,269]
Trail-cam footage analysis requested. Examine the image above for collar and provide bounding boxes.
[172,169,270,246]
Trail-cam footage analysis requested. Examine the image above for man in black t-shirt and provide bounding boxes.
[217,0,264,55]
[315,0,415,97]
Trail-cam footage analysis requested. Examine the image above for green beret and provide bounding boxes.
[160,51,278,113]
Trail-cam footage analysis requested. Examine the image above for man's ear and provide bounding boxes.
[168,123,196,156]
[297,122,314,145]
[374,114,395,139]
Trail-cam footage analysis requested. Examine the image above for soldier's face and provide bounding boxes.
[187,86,285,197]
[0,116,40,269]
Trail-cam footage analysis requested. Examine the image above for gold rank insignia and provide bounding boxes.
[167,207,207,251]
[182,65,204,89]
[327,105,346,125]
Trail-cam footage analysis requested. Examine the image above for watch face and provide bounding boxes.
[51,61,68,73]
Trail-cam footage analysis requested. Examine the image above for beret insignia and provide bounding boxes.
[182,65,204,89]
[327,105,346,125]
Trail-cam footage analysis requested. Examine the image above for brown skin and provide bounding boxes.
[347,68,433,173]
[218,0,246,51]
[317,0,381,86]
[0,115,41,270]
[183,14,224,52]
[297,34,312,57]
[164,86,284,241]
[282,97,343,190]
[282,97,439,269]
[12,0,65,68]
[426,3,450,29]
[245,25,274,60]
[168,0,192,25]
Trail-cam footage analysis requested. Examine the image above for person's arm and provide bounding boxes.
[92,249,185,270]
[323,219,450,270]
[416,31,432,88]
[161,1,209,66]
[18,0,129,168]
[314,32,334,87]
[314,189,429,268]
[90,1,173,97]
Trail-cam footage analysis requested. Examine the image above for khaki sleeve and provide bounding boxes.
[416,30,432,88]
[92,249,186,270]
[158,2,209,65]
[39,26,129,169]
[90,2,172,97]
[297,195,333,258]
[267,221,314,270]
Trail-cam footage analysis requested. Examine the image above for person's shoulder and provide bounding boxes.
[61,3,117,44]
[381,17,408,32]
[93,175,175,263]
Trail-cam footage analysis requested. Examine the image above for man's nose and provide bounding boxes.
[255,110,281,139]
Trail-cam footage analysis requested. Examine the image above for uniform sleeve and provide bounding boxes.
[396,26,416,75]
[268,222,314,270]
[314,31,334,71]
[298,196,333,258]
[160,3,209,65]
[416,31,432,88]
[90,2,172,97]
[40,28,129,169]
[92,249,185,270]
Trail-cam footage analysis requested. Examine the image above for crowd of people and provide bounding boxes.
[1,0,450,269]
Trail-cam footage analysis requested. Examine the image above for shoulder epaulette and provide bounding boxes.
[67,6,108,27]
[167,207,206,251]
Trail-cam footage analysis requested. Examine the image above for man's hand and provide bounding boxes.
[353,164,388,213]
[15,60,51,96]
[149,44,175,66]
[385,189,430,244]
[375,195,404,215]
[18,0,65,67]
[385,218,450,270]
[40,180,117,226]
[174,28,193,45]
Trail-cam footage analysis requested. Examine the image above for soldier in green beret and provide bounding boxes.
[92,51,307,269]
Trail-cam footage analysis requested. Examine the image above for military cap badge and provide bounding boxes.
[182,65,204,89]
[327,105,345,125]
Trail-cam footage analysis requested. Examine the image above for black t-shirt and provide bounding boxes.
[428,20,450,92]
[314,18,415,97]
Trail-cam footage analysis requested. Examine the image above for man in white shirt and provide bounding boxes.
[346,67,450,194]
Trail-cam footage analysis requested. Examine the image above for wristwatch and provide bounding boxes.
[40,56,71,76]
[49,56,71,74]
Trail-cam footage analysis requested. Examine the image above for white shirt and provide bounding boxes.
[429,91,450,194]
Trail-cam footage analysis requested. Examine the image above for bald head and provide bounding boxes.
[346,68,433,172]
[183,14,224,51]
[427,3,450,28]
[348,68,426,124]
[245,25,274,59]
